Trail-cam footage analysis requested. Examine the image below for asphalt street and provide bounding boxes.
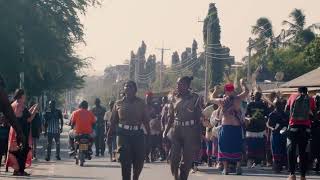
[0,128,319,180]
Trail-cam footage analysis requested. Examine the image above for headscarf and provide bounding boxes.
[224,83,235,92]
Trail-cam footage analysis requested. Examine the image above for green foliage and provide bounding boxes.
[246,8,319,83]
[203,3,224,86]
[304,37,320,67]
[0,0,99,96]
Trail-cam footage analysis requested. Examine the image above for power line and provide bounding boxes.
[156,46,170,92]
[170,54,200,68]
[205,51,230,56]
[205,54,234,60]
[206,43,221,47]
[166,59,201,74]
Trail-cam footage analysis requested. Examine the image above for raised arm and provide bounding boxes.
[59,110,64,133]
[163,103,174,138]
[238,79,249,100]
[210,86,223,105]
[27,104,39,123]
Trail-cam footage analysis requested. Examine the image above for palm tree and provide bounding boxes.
[251,17,274,53]
[283,9,319,45]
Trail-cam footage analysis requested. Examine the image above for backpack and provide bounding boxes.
[290,95,310,121]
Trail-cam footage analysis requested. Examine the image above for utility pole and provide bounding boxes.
[19,25,25,89]
[247,38,253,84]
[156,45,170,92]
[198,18,209,102]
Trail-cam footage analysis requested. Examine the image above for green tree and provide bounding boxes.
[251,17,274,54]
[283,9,319,46]
[0,0,99,96]
[171,51,180,65]
[304,37,320,68]
[203,3,223,87]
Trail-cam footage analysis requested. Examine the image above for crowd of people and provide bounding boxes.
[1,73,320,180]
[195,83,320,180]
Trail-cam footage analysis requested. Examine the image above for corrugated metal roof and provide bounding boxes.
[263,87,320,94]
[281,67,320,88]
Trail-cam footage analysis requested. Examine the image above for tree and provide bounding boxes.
[129,51,136,80]
[0,0,100,96]
[304,37,320,68]
[283,9,319,46]
[171,51,180,65]
[191,39,200,76]
[180,48,192,69]
[251,17,274,53]
[146,55,157,82]
[203,3,223,87]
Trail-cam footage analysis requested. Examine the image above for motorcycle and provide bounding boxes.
[75,134,92,166]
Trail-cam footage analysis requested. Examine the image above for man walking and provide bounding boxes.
[108,81,150,180]
[285,87,315,180]
[44,100,63,161]
[91,98,106,157]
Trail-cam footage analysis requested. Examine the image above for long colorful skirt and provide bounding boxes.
[6,127,32,172]
[271,132,286,165]
[218,125,243,162]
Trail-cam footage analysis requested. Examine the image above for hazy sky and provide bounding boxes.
[79,0,320,75]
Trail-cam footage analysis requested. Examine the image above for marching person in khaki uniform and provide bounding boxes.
[163,76,202,180]
[91,98,106,157]
[107,81,150,180]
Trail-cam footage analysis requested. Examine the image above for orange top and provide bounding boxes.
[71,109,96,134]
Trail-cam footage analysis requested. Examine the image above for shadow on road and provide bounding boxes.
[85,164,121,168]
[198,167,320,179]
[0,174,101,180]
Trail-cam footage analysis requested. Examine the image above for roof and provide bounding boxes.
[281,67,320,88]
[263,87,320,95]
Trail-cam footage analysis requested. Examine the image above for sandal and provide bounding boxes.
[236,167,242,175]
[222,169,229,175]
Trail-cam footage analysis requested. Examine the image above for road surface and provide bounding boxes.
[1,129,319,180]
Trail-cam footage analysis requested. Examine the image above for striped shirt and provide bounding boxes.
[44,109,63,134]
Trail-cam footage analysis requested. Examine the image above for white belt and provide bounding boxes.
[246,131,265,138]
[174,120,196,127]
[289,127,311,133]
[118,123,141,131]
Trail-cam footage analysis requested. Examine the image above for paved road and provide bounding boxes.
[1,129,319,180]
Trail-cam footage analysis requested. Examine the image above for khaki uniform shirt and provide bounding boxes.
[170,92,202,123]
[111,97,148,126]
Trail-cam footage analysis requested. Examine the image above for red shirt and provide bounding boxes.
[286,93,315,127]
[71,109,96,134]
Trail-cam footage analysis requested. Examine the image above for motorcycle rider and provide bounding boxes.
[70,101,96,157]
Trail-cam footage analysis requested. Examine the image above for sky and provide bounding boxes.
[78,0,320,75]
